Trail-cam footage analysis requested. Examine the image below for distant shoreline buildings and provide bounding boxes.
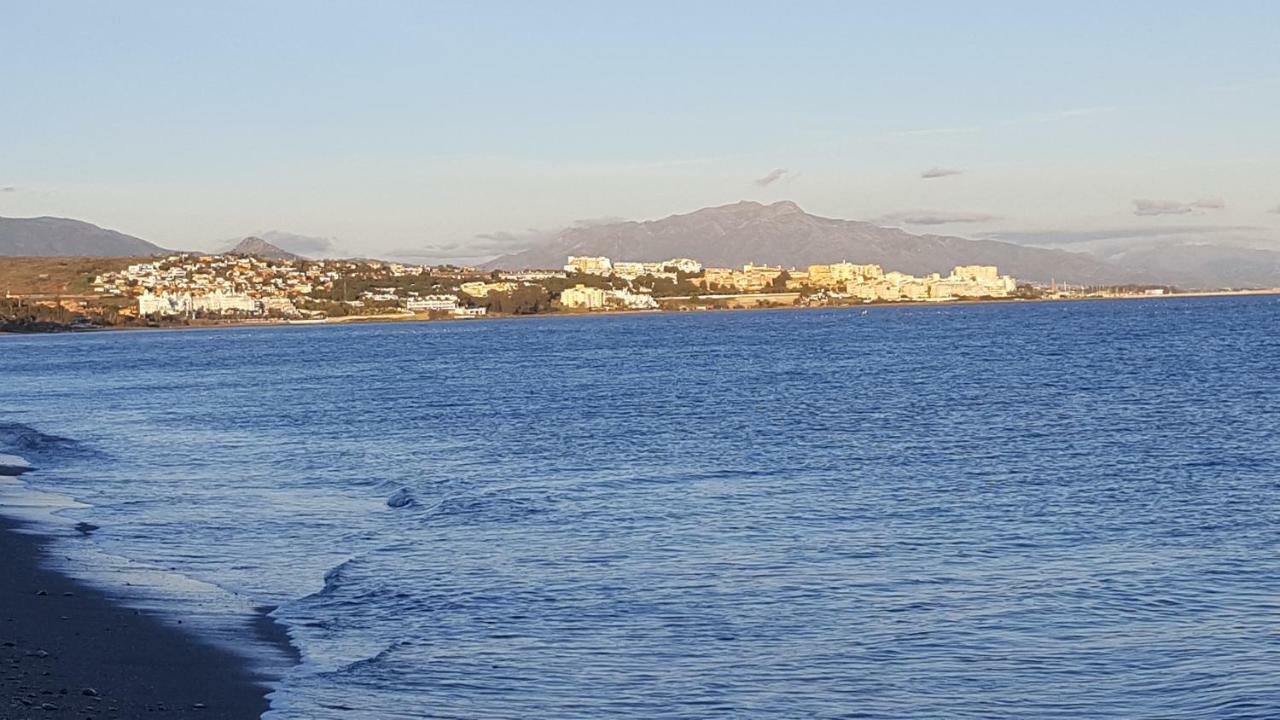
[0,248,1233,332]
[87,251,1022,323]
[564,255,1017,302]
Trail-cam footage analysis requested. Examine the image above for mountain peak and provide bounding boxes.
[706,199,802,215]
[228,236,301,260]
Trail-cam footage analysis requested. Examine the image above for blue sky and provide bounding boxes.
[3,1,1278,260]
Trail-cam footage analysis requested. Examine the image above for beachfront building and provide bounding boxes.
[929,265,1017,298]
[192,292,257,314]
[137,291,257,316]
[606,289,659,310]
[559,284,608,309]
[808,262,884,288]
[700,263,785,292]
[259,297,301,316]
[137,292,184,316]
[405,294,461,312]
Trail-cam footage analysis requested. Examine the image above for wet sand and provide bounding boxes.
[0,516,281,719]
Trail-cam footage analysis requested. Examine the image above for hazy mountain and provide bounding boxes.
[485,201,1142,285]
[982,227,1280,290]
[1103,244,1280,290]
[0,216,167,257]
[227,236,302,260]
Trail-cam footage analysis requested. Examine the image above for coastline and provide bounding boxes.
[0,515,283,719]
[2,287,1278,336]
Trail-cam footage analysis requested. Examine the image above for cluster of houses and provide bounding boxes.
[96,255,339,318]
[95,254,454,319]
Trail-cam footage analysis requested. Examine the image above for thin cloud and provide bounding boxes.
[982,225,1261,246]
[920,167,963,179]
[754,168,789,187]
[890,126,981,138]
[0,186,15,193]
[473,216,623,247]
[1271,205,1280,214]
[571,216,627,228]
[258,231,338,256]
[403,215,631,263]
[1133,197,1225,216]
[473,229,544,245]
[876,210,998,226]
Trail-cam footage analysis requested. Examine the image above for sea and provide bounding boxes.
[2,296,1279,719]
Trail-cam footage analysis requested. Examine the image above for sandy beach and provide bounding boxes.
[0,516,281,719]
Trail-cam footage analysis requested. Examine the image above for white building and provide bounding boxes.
[664,258,703,274]
[405,294,460,312]
[192,293,257,314]
[606,289,659,310]
[138,292,183,316]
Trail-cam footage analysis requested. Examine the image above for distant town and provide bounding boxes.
[0,250,1220,333]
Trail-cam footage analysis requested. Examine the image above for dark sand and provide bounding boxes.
[1,516,285,719]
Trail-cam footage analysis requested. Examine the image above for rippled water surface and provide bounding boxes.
[3,297,1279,718]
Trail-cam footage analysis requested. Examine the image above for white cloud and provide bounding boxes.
[875,210,998,225]
[754,168,790,187]
[1133,197,1225,216]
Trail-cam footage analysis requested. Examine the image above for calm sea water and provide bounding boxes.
[3,297,1280,719]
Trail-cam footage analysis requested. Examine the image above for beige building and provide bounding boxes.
[559,284,607,309]
[740,263,785,291]
[808,262,884,288]
[702,268,738,290]
[951,265,1000,283]
[459,281,517,297]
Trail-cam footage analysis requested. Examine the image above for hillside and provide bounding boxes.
[227,236,301,260]
[0,256,139,296]
[484,201,1142,285]
[0,217,167,257]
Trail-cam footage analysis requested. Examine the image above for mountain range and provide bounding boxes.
[0,216,167,257]
[486,201,1142,285]
[4,205,1280,289]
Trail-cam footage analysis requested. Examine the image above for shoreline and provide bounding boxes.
[2,287,1278,336]
[0,515,285,719]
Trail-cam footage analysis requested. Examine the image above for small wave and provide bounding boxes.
[0,452,34,475]
[385,487,417,509]
[318,640,411,679]
[0,421,97,463]
[424,492,548,523]
[320,557,361,596]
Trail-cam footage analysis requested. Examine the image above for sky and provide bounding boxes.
[2,1,1279,262]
